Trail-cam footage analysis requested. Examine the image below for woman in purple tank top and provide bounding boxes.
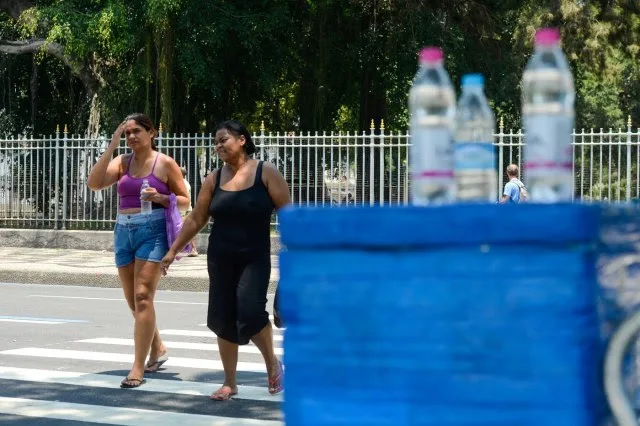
[87,113,190,389]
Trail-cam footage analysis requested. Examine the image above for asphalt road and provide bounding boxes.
[0,282,283,425]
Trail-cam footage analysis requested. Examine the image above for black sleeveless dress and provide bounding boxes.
[206,161,275,345]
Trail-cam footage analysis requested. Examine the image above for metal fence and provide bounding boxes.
[0,119,638,230]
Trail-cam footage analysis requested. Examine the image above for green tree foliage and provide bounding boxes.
[0,0,636,135]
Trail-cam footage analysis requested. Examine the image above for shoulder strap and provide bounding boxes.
[124,153,134,176]
[213,168,222,193]
[254,161,264,186]
[151,153,160,172]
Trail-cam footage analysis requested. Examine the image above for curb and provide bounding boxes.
[0,271,279,293]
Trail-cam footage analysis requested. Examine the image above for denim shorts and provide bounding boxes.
[114,209,168,268]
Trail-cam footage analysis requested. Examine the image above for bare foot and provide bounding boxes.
[268,360,284,394]
[124,367,144,388]
[145,347,168,373]
[210,384,238,401]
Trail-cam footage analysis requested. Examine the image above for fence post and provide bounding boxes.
[157,123,163,151]
[405,130,411,205]
[498,118,504,198]
[369,119,375,206]
[572,127,576,201]
[260,120,265,160]
[626,115,632,202]
[54,125,61,229]
[379,120,385,205]
[61,125,68,230]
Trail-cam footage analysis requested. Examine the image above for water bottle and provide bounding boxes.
[408,46,456,205]
[522,27,575,202]
[454,74,496,202]
[140,178,152,214]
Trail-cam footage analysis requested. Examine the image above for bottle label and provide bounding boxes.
[454,142,495,171]
[523,114,573,177]
[410,126,454,180]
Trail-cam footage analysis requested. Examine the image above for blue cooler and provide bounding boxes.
[278,204,605,425]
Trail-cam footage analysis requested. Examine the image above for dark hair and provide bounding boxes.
[124,113,158,150]
[214,120,256,155]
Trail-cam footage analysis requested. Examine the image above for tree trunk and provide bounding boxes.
[86,93,100,138]
[297,4,329,131]
[156,21,175,132]
[144,32,153,117]
[29,54,37,130]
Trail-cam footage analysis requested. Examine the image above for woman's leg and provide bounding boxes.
[121,259,162,386]
[213,337,239,398]
[117,263,166,367]
[236,256,282,393]
[250,321,282,392]
[207,255,240,400]
[189,236,199,256]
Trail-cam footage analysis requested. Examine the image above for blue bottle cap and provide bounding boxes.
[462,73,485,86]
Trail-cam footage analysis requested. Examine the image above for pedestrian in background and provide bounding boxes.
[179,166,199,257]
[87,113,190,389]
[161,119,290,400]
[500,164,529,203]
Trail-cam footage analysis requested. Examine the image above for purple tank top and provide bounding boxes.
[117,153,170,210]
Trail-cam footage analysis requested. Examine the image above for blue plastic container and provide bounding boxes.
[597,204,640,413]
[278,204,604,425]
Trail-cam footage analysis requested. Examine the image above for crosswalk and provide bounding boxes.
[0,320,285,425]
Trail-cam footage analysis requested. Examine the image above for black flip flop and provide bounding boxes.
[120,377,146,389]
[144,357,168,373]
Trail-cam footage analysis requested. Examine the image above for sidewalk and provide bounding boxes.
[0,247,279,293]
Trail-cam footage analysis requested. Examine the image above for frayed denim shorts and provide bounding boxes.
[114,209,168,268]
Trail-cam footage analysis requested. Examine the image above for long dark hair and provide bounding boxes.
[124,113,158,150]
[214,120,256,155]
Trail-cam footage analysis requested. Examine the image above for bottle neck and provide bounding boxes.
[462,85,485,94]
[534,42,560,52]
[419,60,443,69]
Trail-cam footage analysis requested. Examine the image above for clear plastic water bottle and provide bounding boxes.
[522,27,575,202]
[454,74,496,202]
[409,46,456,205]
[140,178,152,214]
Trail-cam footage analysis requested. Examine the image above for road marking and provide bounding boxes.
[77,338,284,356]
[0,366,282,402]
[0,348,269,373]
[0,316,87,324]
[0,319,63,324]
[28,295,207,305]
[0,396,282,425]
[161,329,284,341]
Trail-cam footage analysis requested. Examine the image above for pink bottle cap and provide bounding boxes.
[419,47,444,64]
[535,28,561,46]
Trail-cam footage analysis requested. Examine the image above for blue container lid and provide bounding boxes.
[278,204,600,250]
[462,73,485,86]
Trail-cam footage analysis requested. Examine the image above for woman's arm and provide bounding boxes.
[87,122,126,191]
[263,162,292,210]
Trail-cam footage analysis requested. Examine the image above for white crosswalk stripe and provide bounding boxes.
[0,325,285,425]
[0,397,282,426]
[78,337,285,355]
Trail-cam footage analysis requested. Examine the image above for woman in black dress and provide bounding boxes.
[161,120,291,400]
